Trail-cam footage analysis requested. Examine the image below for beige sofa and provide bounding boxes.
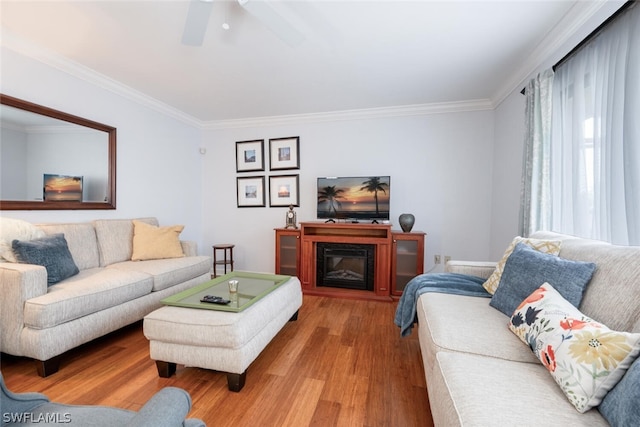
[417,231,640,426]
[0,218,211,376]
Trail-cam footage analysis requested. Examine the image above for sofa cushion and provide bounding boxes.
[416,293,539,379]
[12,234,79,285]
[509,283,640,413]
[599,357,640,426]
[108,256,211,292]
[482,236,561,294]
[530,231,640,333]
[431,352,609,426]
[94,218,158,266]
[23,268,153,329]
[0,218,45,262]
[38,223,100,270]
[131,220,185,261]
[490,242,596,316]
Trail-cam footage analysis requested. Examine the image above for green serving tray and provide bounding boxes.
[161,271,292,312]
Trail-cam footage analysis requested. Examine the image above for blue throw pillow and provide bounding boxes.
[599,356,640,426]
[12,233,79,285]
[490,242,596,315]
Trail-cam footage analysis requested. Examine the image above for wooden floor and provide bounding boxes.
[1,295,433,427]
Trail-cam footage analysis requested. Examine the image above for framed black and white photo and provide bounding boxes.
[236,139,264,172]
[236,176,265,207]
[269,174,299,207]
[269,136,300,170]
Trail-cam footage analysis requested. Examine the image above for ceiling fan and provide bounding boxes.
[181,0,306,47]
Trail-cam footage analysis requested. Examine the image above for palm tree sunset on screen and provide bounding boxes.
[317,185,345,217]
[360,177,389,216]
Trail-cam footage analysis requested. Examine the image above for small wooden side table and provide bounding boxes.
[212,244,235,278]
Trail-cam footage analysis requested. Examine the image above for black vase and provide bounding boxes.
[399,213,415,232]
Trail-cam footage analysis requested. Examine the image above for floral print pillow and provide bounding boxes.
[509,283,640,413]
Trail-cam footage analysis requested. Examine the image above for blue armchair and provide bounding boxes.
[0,372,205,427]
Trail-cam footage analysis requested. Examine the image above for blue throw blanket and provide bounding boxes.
[394,273,491,337]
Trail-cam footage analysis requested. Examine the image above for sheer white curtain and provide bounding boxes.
[519,69,554,237]
[547,3,640,245]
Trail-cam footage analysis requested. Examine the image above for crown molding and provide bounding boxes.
[202,99,494,130]
[491,0,621,107]
[2,27,493,132]
[4,2,624,131]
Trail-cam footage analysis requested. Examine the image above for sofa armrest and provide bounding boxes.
[180,241,197,257]
[125,387,204,427]
[445,260,497,279]
[0,263,48,355]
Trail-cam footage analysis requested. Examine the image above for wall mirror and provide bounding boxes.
[0,94,116,210]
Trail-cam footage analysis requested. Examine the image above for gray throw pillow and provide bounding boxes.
[490,242,596,316]
[12,233,79,285]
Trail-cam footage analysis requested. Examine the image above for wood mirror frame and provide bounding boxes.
[0,94,116,210]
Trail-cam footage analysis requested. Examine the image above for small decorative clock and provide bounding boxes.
[285,204,298,229]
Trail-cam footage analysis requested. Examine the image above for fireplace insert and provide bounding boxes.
[316,243,375,291]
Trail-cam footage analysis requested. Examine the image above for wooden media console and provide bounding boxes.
[275,222,425,301]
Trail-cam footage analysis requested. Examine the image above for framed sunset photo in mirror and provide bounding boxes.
[43,174,83,202]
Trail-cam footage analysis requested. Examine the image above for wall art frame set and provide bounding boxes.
[235,136,300,208]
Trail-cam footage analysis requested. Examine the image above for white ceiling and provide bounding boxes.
[0,1,611,124]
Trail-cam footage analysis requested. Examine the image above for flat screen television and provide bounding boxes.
[317,176,390,222]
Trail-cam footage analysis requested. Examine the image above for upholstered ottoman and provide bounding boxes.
[143,275,302,391]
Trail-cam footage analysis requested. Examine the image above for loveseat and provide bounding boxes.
[414,231,640,426]
[0,217,211,377]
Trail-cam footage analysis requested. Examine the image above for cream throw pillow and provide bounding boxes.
[0,218,46,262]
[482,236,561,294]
[131,220,185,261]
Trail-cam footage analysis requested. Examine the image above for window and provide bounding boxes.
[522,3,640,245]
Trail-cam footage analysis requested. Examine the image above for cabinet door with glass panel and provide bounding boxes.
[391,231,425,296]
[275,229,300,276]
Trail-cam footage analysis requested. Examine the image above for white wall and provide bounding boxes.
[203,110,496,274]
[1,126,106,202]
[25,130,107,202]
[0,47,204,245]
[489,90,526,258]
[0,126,28,199]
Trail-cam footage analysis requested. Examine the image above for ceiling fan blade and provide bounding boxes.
[238,0,305,47]
[182,0,214,46]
